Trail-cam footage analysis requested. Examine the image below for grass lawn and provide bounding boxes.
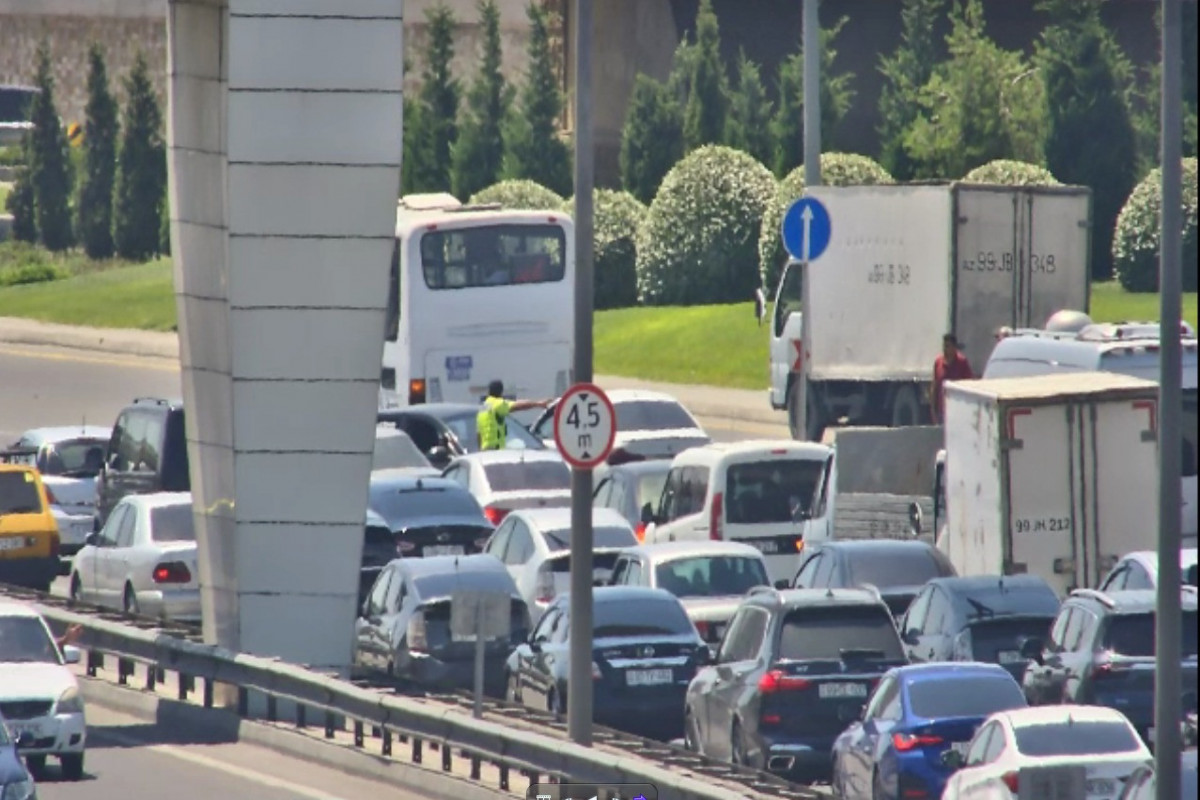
[0,258,175,331]
[0,182,10,210]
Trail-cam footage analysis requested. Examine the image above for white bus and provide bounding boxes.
[380,194,575,408]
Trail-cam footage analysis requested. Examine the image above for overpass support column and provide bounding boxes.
[166,0,404,675]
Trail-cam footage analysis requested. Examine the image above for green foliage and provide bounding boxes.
[877,0,946,181]
[961,159,1060,186]
[560,189,646,310]
[451,0,511,200]
[636,145,775,306]
[726,50,773,166]
[503,2,571,197]
[619,74,684,205]
[5,142,37,243]
[1129,3,1199,174]
[77,44,119,260]
[1037,0,1138,280]
[770,17,856,177]
[682,0,728,152]
[1112,157,1198,293]
[113,52,167,262]
[757,153,893,290]
[469,179,563,210]
[407,5,460,193]
[0,261,66,287]
[667,36,698,105]
[904,0,1046,180]
[28,43,75,252]
[159,193,171,256]
[0,145,23,166]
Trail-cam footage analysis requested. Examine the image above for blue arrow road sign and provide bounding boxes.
[781,196,832,262]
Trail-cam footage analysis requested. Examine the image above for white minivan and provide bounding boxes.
[641,440,836,586]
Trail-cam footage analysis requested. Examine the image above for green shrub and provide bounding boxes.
[0,242,67,285]
[469,179,563,210]
[636,145,775,306]
[1112,157,1198,293]
[962,159,1060,186]
[757,152,893,291]
[560,189,646,310]
[0,261,65,286]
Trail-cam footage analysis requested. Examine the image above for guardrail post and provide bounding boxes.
[178,672,189,701]
[203,679,213,708]
[353,720,363,748]
[470,755,481,780]
[382,730,392,757]
[118,657,131,685]
[441,742,451,772]
[296,704,306,729]
[267,695,277,722]
[145,665,157,691]
[237,687,248,716]
[499,764,509,792]
[86,650,100,677]
[324,711,335,739]
[412,737,422,764]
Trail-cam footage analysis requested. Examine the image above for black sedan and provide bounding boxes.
[377,404,544,469]
[791,540,956,619]
[505,586,712,740]
[368,473,495,558]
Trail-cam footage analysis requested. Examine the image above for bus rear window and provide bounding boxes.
[420,224,566,290]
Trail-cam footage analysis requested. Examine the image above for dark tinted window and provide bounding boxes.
[0,615,59,664]
[369,485,486,525]
[162,409,191,491]
[1013,720,1142,756]
[542,525,636,552]
[593,596,695,637]
[385,240,400,342]
[373,431,430,470]
[1183,390,1196,478]
[439,412,544,451]
[1186,563,1198,588]
[726,458,826,524]
[150,504,195,542]
[777,605,905,661]
[655,556,769,598]
[413,568,515,599]
[1104,611,1199,657]
[36,437,107,477]
[421,224,566,289]
[0,472,42,514]
[614,401,696,432]
[847,548,951,588]
[907,675,1026,718]
[484,461,570,492]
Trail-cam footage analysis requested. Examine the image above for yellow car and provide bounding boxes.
[0,463,61,591]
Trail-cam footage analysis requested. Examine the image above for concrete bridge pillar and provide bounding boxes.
[166,0,404,672]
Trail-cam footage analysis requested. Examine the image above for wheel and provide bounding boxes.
[69,573,82,604]
[60,752,85,781]
[787,379,803,440]
[872,767,888,800]
[730,720,751,767]
[547,687,565,719]
[123,584,140,616]
[684,708,701,753]
[890,384,922,428]
[505,672,521,704]
[24,755,46,777]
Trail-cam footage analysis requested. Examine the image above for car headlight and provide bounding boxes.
[56,686,84,715]
[1,776,35,800]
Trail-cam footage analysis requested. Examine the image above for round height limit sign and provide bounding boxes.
[553,383,617,469]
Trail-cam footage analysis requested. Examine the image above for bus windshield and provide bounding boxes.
[420,225,566,290]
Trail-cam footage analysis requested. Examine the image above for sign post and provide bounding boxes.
[780,195,832,442]
[450,589,511,719]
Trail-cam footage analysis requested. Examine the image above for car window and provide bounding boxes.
[373,430,431,470]
[149,503,195,543]
[1049,607,1075,650]
[655,555,769,598]
[636,471,669,510]
[965,722,997,766]
[924,588,951,635]
[657,468,684,520]
[369,484,485,524]
[483,460,570,492]
[793,553,822,588]
[442,464,470,489]
[505,523,534,565]
[386,573,405,612]
[113,411,146,471]
[1101,566,1128,592]
[902,588,932,634]
[907,676,1026,718]
[773,261,802,337]
[139,412,164,473]
[541,525,635,552]
[847,547,952,589]
[0,470,43,514]
[1013,720,1142,756]
[663,466,708,521]
[593,478,614,506]
[625,560,644,586]
[1124,563,1153,591]
[485,518,513,558]
[99,504,127,546]
[812,553,837,587]
[718,606,768,663]
[1062,607,1095,651]
[37,437,107,477]
[365,569,393,616]
[725,458,824,524]
[777,605,905,661]
[609,557,631,585]
[0,615,61,664]
[608,480,628,516]
[594,596,695,638]
[115,508,138,548]
[1104,611,1199,657]
[982,724,1007,762]
[864,676,896,720]
[442,411,543,452]
[532,606,561,642]
[613,400,696,432]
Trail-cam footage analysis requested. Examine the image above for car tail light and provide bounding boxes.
[694,620,710,640]
[483,506,508,526]
[761,712,782,725]
[758,670,812,694]
[709,493,724,541]
[892,732,944,752]
[634,521,647,543]
[407,612,428,652]
[153,561,191,584]
[1001,771,1019,793]
[536,566,556,604]
[409,378,426,405]
[395,539,417,555]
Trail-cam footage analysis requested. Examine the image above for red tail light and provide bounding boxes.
[709,493,724,541]
[758,670,812,694]
[395,540,417,555]
[891,732,944,752]
[153,561,192,584]
[634,522,647,543]
[483,506,508,526]
[1001,771,1019,793]
[761,712,782,725]
[694,620,710,640]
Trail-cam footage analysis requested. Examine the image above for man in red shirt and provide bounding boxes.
[930,333,975,424]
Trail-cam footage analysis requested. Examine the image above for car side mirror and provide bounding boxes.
[1019,636,1044,663]
[902,628,921,646]
[85,532,98,547]
[528,638,542,653]
[640,503,656,525]
[428,446,451,466]
[62,645,81,664]
[697,646,715,666]
[15,731,34,750]
[941,749,965,771]
[774,580,790,590]
[907,501,923,537]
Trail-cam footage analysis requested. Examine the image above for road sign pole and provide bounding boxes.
[802,0,821,188]
[569,0,595,748]
[1155,0,1183,796]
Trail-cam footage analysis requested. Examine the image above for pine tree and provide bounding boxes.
[1037,0,1138,280]
[113,52,167,261]
[452,0,511,199]
[682,0,729,152]
[28,42,75,251]
[502,2,571,197]
[877,0,946,181]
[77,44,119,259]
[726,49,773,165]
[667,36,697,106]
[408,4,460,193]
[619,74,684,204]
[5,138,37,243]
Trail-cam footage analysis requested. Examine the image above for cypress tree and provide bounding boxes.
[619,74,684,204]
[113,52,167,261]
[877,0,946,181]
[409,4,460,193]
[682,0,729,152]
[5,137,37,243]
[726,49,773,166]
[28,42,75,251]
[77,44,119,259]
[452,0,511,200]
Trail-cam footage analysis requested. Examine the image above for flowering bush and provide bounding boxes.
[962,159,1060,186]
[561,189,646,309]
[468,179,563,210]
[1112,158,1198,293]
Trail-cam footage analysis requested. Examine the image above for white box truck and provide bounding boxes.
[938,372,1160,596]
[768,183,1092,442]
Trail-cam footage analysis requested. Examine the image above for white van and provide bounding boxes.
[641,440,836,586]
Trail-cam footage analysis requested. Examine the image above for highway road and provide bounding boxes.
[34,704,442,800]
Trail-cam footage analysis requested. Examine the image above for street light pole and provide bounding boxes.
[802,0,821,187]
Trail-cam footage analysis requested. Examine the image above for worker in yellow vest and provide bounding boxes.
[476,380,551,450]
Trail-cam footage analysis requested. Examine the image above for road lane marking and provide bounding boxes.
[95,726,353,800]
[0,345,179,372]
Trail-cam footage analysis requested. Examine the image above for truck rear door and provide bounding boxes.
[1023,189,1091,328]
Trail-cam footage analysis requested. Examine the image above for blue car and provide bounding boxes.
[0,714,37,800]
[831,662,1027,800]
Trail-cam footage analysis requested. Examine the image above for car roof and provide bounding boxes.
[0,463,38,476]
[604,389,685,404]
[510,506,630,531]
[1120,549,1199,573]
[672,439,833,464]
[586,585,678,604]
[1104,588,1199,612]
[397,553,508,578]
[891,661,1016,683]
[928,575,1060,615]
[773,587,890,608]
[382,403,480,418]
[597,459,673,478]
[623,540,765,561]
[369,474,462,492]
[121,491,193,510]
[18,426,111,444]
[813,540,941,555]
[1000,704,1131,728]
[127,397,185,411]
[0,599,44,620]
[454,449,565,465]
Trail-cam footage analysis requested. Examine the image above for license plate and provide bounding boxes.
[423,545,464,556]
[1085,778,1116,796]
[819,682,868,699]
[747,539,780,555]
[626,668,673,687]
[997,649,1023,664]
[0,537,26,551]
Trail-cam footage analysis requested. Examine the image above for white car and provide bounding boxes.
[0,599,87,780]
[1098,548,1199,592]
[8,426,110,556]
[441,450,572,527]
[481,506,637,624]
[941,705,1152,800]
[69,492,200,622]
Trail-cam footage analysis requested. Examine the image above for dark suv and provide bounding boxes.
[683,587,909,782]
[1020,587,1200,745]
[96,398,190,526]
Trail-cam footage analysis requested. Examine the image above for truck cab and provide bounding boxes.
[768,259,805,438]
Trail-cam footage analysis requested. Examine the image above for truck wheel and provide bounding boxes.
[787,380,803,440]
[788,380,826,442]
[890,385,922,428]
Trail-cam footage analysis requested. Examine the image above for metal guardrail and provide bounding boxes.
[0,584,829,800]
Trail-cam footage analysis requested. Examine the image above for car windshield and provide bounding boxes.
[1013,720,1142,756]
[0,616,60,664]
[0,472,43,514]
[543,525,636,552]
[0,719,8,745]
[373,432,431,470]
[370,486,485,526]
[36,437,107,477]
[441,411,543,452]
[150,503,195,542]
[614,400,697,432]
[847,548,951,588]
[908,675,1027,718]
[725,458,825,523]
[594,596,695,638]
[1104,611,1199,657]
[637,471,670,508]
[655,555,769,598]
[778,606,905,661]
[414,569,515,599]
[484,461,571,493]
